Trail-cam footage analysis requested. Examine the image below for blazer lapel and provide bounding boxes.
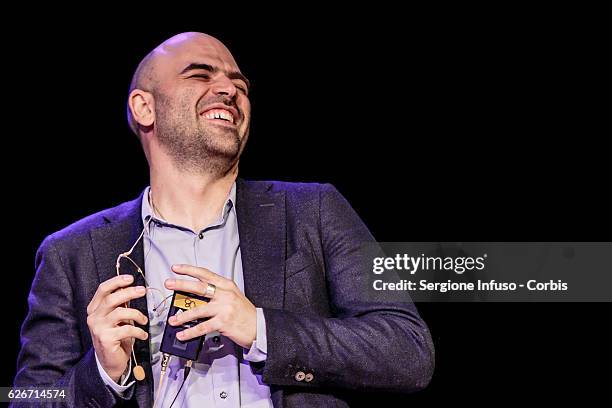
[236,178,286,310]
[90,193,154,407]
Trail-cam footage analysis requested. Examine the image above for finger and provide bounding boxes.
[168,303,220,326]
[111,325,149,342]
[176,316,221,342]
[107,307,148,326]
[164,278,227,298]
[98,286,147,315]
[88,275,134,314]
[171,264,231,289]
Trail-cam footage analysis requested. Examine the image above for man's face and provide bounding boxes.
[152,36,251,173]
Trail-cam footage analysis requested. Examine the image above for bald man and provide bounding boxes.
[13,33,434,407]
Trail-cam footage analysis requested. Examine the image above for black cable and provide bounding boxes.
[168,361,192,408]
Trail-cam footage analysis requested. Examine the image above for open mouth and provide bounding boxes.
[201,108,236,125]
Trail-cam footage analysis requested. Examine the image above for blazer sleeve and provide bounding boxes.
[12,236,134,407]
[260,184,435,393]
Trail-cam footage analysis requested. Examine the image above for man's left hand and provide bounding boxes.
[164,264,257,349]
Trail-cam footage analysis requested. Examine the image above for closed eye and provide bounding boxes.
[190,74,210,80]
[188,74,248,94]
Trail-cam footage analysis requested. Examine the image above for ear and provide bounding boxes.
[128,89,155,128]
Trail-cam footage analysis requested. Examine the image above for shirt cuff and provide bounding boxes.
[95,351,135,394]
[243,307,268,362]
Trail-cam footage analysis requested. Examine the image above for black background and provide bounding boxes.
[5,8,610,405]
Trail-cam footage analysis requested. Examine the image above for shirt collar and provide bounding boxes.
[141,182,236,230]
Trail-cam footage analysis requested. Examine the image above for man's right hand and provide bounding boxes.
[86,275,149,382]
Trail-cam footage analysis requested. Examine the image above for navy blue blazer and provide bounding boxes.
[14,179,434,407]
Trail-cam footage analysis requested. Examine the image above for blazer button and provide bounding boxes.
[294,371,306,381]
[305,373,314,382]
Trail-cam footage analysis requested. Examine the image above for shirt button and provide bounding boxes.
[220,391,228,399]
[198,232,204,239]
[212,336,221,344]
[305,373,314,382]
[294,371,306,382]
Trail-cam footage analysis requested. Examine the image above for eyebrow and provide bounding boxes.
[180,63,251,89]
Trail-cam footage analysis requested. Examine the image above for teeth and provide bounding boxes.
[204,109,234,123]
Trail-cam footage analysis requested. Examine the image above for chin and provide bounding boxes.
[211,138,241,158]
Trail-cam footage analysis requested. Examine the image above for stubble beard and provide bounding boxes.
[155,93,243,177]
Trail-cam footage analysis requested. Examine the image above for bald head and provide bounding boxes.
[125,32,251,176]
[127,32,240,136]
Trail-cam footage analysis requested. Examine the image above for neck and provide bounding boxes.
[149,160,238,232]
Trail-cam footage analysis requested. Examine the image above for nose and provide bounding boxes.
[211,75,237,98]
